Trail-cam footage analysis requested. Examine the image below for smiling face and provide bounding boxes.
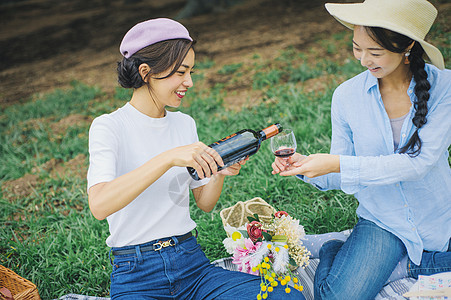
[148,48,195,109]
[352,25,408,80]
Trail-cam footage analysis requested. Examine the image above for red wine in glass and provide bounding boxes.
[270,129,297,160]
[274,148,295,158]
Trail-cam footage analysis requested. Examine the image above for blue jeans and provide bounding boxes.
[314,218,407,300]
[109,234,305,299]
[408,238,451,278]
[314,218,451,300]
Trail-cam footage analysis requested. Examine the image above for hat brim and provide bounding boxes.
[325,3,445,70]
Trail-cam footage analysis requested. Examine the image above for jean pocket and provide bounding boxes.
[178,238,201,254]
[112,256,137,276]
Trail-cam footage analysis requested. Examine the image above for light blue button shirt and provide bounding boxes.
[298,64,451,265]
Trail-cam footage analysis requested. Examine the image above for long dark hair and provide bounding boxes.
[365,27,430,157]
[117,39,195,89]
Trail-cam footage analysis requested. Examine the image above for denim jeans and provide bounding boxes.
[109,234,305,299]
[314,218,407,300]
[408,238,451,278]
[314,218,451,300]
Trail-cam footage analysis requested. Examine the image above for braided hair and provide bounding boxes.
[365,27,430,156]
[117,39,195,89]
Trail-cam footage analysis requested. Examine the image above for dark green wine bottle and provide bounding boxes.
[187,123,283,180]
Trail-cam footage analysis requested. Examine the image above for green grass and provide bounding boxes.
[1,27,449,299]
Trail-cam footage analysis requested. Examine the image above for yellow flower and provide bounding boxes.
[257,294,262,300]
[264,257,269,262]
[284,244,289,249]
[268,287,273,292]
[281,279,287,286]
[261,285,267,292]
[271,272,276,278]
[267,244,272,249]
[275,247,280,252]
[285,287,291,294]
[293,278,298,283]
[262,293,268,299]
[285,276,291,282]
[231,231,242,241]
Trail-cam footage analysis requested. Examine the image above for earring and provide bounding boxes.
[404,49,411,64]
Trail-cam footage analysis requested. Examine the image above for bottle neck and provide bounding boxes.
[259,123,282,140]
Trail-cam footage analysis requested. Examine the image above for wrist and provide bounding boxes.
[212,172,226,181]
[333,155,340,173]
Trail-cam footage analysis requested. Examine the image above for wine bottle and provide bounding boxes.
[187,123,283,180]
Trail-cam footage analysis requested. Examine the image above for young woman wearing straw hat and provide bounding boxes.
[272,0,450,298]
[87,18,304,299]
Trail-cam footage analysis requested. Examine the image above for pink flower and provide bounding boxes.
[247,221,263,242]
[232,238,262,275]
[275,211,289,218]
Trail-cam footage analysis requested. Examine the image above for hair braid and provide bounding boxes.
[399,43,431,156]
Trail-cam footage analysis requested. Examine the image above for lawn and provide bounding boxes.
[1,27,449,299]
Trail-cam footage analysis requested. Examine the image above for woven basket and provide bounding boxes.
[0,265,40,300]
[220,197,277,235]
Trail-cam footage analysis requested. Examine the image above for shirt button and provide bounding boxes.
[402,134,406,138]
[408,89,413,94]
[396,183,400,187]
[404,204,408,207]
[412,227,416,231]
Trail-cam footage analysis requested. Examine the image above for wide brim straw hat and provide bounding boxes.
[325,0,445,70]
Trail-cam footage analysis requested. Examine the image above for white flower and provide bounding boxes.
[272,242,290,274]
[222,224,246,254]
[273,216,305,245]
[249,241,270,268]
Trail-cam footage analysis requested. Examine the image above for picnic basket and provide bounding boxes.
[0,265,40,300]
[220,197,277,234]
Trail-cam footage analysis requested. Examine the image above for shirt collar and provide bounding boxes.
[364,70,379,94]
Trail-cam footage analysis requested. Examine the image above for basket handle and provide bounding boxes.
[224,201,245,227]
[0,287,14,300]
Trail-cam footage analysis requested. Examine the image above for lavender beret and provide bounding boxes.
[119,18,193,58]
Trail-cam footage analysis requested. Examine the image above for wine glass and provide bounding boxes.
[270,129,297,160]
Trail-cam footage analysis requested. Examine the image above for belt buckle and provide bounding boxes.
[153,239,174,251]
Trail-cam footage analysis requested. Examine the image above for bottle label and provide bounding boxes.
[212,133,238,146]
[262,124,280,140]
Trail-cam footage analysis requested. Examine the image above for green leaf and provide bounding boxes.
[253,213,260,222]
[247,216,258,223]
[261,231,272,241]
[272,235,288,243]
[239,230,249,238]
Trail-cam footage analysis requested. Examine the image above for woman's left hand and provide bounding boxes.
[279,153,340,178]
[218,157,249,176]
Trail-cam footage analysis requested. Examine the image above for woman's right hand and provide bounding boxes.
[167,142,224,179]
[271,152,306,175]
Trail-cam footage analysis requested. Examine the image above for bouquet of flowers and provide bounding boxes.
[223,210,310,299]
